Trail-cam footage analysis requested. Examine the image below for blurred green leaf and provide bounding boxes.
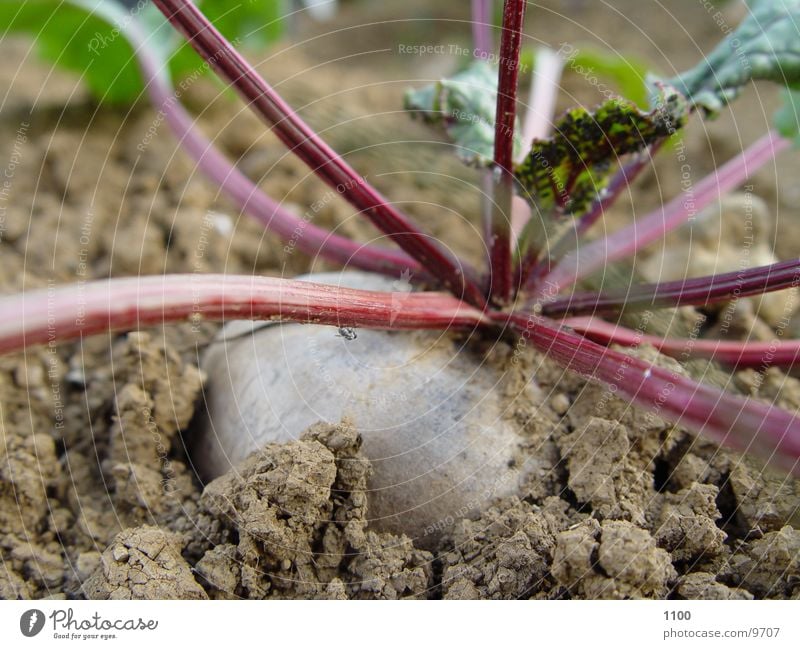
[0,0,145,103]
[566,47,650,108]
[0,0,286,104]
[774,88,800,146]
[201,0,284,49]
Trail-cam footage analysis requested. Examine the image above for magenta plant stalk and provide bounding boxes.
[519,47,563,150]
[503,312,800,476]
[3,274,798,476]
[0,275,488,356]
[133,26,423,278]
[472,0,498,272]
[490,0,526,303]
[150,0,486,306]
[511,47,563,270]
[471,0,493,59]
[563,316,800,371]
[536,130,790,302]
[543,258,800,317]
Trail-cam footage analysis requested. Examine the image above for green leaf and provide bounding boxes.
[514,89,689,217]
[195,0,284,51]
[159,0,286,96]
[0,0,286,104]
[663,0,800,115]
[0,0,143,103]
[564,47,650,108]
[403,60,522,167]
[774,88,800,146]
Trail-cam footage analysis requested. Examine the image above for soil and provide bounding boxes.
[1,0,799,600]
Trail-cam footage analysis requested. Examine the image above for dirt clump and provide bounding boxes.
[722,527,800,598]
[650,482,727,564]
[552,519,676,599]
[439,497,572,599]
[193,421,434,599]
[556,416,654,527]
[83,527,207,599]
[674,572,753,600]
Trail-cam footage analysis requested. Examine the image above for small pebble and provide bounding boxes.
[112,545,129,562]
[550,393,570,415]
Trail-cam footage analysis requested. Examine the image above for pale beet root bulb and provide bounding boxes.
[196,273,532,547]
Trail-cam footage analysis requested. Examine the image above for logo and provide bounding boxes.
[20,609,45,637]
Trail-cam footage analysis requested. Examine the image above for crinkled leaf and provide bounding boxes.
[514,89,688,217]
[403,60,522,166]
[774,88,800,146]
[0,0,285,104]
[663,0,800,115]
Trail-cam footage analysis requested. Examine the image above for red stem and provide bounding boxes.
[132,21,423,279]
[490,0,526,304]
[543,257,800,317]
[537,131,789,301]
[573,143,662,240]
[502,312,800,476]
[3,275,798,475]
[563,316,800,370]
[521,145,659,289]
[150,0,485,306]
[0,275,490,356]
